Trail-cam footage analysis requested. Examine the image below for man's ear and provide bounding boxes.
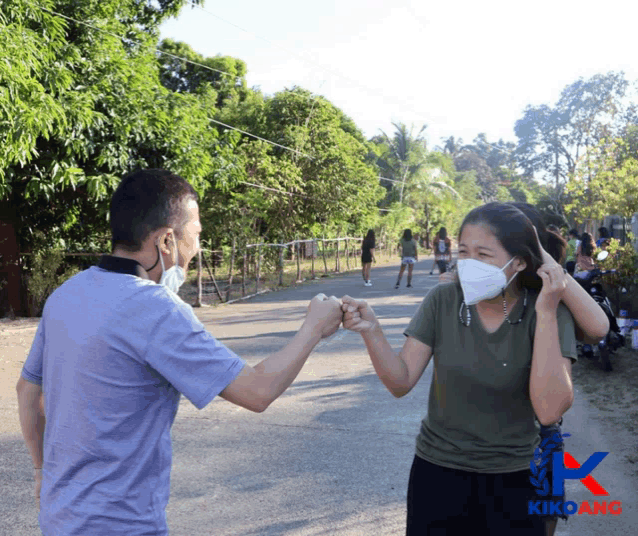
[153,227,173,254]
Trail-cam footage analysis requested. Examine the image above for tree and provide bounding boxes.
[157,39,248,107]
[377,122,428,203]
[453,151,499,202]
[201,87,385,245]
[565,130,638,226]
[1,0,223,316]
[514,72,631,221]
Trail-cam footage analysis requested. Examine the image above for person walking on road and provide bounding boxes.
[395,229,418,289]
[361,229,376,286]
[342,202,578,535]
[429,227,452,275]
[16,169,343,536]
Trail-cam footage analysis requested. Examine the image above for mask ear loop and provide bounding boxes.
[144,237,164,272]
[146,234,173,273]
[144,248,160,273]
[501,260,527,325]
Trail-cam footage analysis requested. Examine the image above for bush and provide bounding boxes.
[23,245,80,317]
[596,235,638,315]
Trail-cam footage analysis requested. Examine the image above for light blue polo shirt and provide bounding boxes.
[21,257,245,535]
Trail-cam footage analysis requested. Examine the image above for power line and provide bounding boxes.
[29,2,315,159]
[209,119,312,158]
[378,176,402,184]
[238,181,311,199]
[23,3,434,216]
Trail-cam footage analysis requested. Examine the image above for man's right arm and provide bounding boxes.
[219,294,341,412]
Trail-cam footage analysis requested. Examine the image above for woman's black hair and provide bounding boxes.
[598,226,610,239]
[365,229,375,241]
[568,229,579,239]
[508,202,567,265]
[438,227,447,240]
[580,232,595,257]
[402,229,412,241]
[458,202,543,291]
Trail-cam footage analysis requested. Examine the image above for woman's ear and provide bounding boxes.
[514,256,527,273]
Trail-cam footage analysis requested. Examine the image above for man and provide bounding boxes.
[596,226,610,248]
[16,169,343,535]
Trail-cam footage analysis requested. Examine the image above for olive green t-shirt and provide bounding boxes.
[400,238,418,258]
[404,283,577,474]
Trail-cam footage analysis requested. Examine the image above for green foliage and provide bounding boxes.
[595,236,638,296]
[565,134,638,223]
[203,87,385,247]
[3,1,636,318]
[23,232,81,316]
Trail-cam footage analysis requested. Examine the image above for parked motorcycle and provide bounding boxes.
[573,251,625,371]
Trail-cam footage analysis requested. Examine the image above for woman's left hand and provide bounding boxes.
[532,226,567,313]
[536,263,568,313]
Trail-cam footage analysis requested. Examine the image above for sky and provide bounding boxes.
[159,0,638,150]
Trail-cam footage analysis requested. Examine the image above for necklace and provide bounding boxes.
[459,287,528,327]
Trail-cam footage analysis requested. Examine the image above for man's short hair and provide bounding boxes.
[110,169,199,252]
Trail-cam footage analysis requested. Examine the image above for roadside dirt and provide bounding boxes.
[570,340,638,472]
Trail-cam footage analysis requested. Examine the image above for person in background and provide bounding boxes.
[575,232,596,277]
[596,226,610,248]
[599,238,611,251]
[395,229,418,289]
[361,229,376,287]
[429,227,452,276]
[565,229,580,275]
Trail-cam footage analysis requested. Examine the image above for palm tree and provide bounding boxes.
[377,122,460,203]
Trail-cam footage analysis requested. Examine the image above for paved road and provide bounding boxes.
[2,258,636,535]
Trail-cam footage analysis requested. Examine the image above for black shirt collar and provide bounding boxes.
[98,255,151,280]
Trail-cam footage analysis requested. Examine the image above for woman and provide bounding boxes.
[430,227,452,275]
[575,232,596,276]
[503,203,609,535]
[342,202,577,535]
[395,229,418,289]
[361,229,376,287]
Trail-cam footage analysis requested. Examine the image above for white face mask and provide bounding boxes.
[158,234,186,293]
[457,257,517,305]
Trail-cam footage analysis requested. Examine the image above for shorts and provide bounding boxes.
[436,260,448,273]
[402,257,417,265]
[361,254,372,264]
[407,455,545,535]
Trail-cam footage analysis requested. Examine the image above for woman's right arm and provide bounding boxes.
[341,296,433,397]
